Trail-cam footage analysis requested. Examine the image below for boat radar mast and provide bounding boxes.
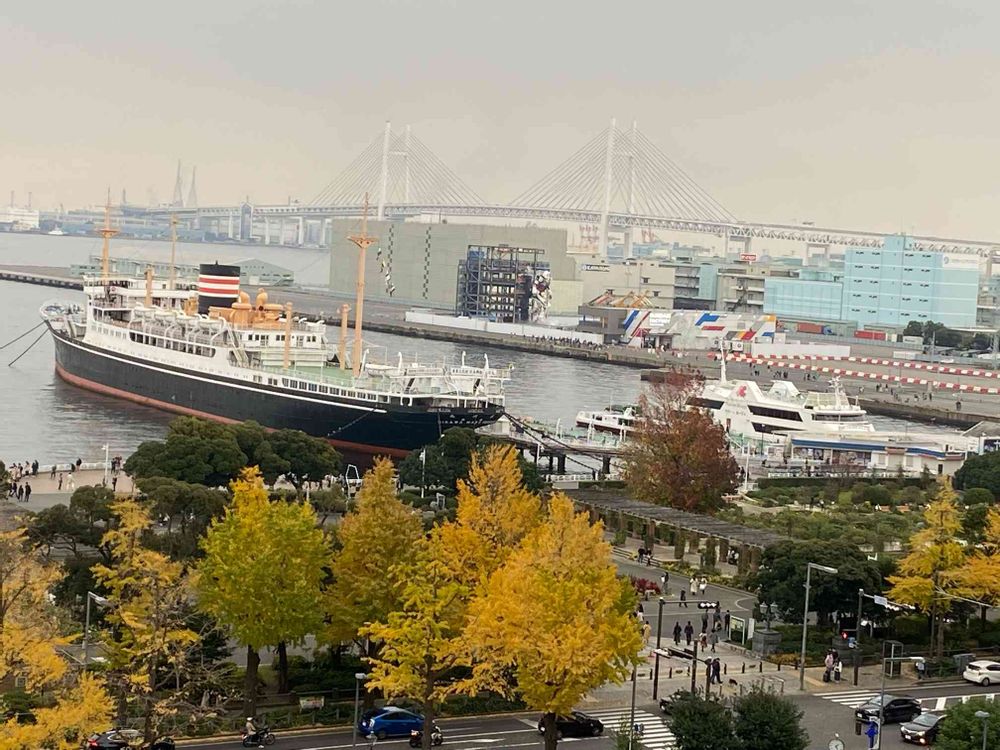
[96,188,119,282]
[347,194,377,378]
[719,341,728,384]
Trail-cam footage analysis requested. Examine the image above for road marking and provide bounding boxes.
[818,689,1000,710]
[584,708,676,750]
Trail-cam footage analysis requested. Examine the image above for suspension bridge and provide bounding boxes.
[148,119,999,257]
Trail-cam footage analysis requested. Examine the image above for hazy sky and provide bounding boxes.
[3,1,1000,239]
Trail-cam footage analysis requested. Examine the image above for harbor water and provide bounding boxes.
[0,234,960,464]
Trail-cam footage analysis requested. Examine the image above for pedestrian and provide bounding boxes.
[699,631,708,649]
[57,473,64,491]
[712,657,722,684]
[67,474,75,491]
[724,609,731,634]
[701,613,709,632]
[111,475,118,491]
[709,629,718,653]
[699,576,708,597]
[689,577,697,597]
[49,465,56,479]
[673,622,682,645]
[31,460,38,476]
[834,657,842,683]
[16,485,23,502]
[23,483,31,503]
[680,588,688,607]
[823,651,834,683]
[916,658,926,680]
[684,621,694,646]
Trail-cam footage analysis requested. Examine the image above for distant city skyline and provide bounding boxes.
[3,1,1000,238]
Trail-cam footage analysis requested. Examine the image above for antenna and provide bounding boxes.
[347,194,378,378]
[169,215,178,290]
[97,188,119,282]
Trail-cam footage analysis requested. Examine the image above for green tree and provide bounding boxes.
[936,697,1000,750]
[464,494,642,750]
[665,692,737,750]
[748,540,883,624]
[92,498,199,740]
[622,374,738,512]
[229,421,291,485]
[197,468,331,709]
[268,428,342,492]
[903,321,924,338]
[963,487,995,505]
[733,688,808,750]
[135,477,227,559]
[70,485,115,526]
[955,451,1000,497]
[888,482,967,657]
[126,417,247,487]
[324,459,424,674]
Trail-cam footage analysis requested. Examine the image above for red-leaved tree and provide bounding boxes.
[622,371,739,513]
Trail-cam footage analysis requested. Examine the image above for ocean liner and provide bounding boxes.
[41,203,510,456]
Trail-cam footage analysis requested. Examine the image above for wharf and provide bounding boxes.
[478,416,625,475]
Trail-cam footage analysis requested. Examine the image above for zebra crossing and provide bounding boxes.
[818,688,1000,711]
[584,708,676,750]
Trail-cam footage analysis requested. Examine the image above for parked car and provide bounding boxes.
[962,660,1000,686]
[358,707,425,739]
[855,695,921,725]
[84,729,175,750]
[536,712,604,738]
[900,712,946,745]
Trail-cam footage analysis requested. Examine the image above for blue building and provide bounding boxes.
[763,269,844,321]
[841,235,980,328]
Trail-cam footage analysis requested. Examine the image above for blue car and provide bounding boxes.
[359,707,425,739]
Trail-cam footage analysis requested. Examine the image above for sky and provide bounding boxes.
[2,0,1000,239]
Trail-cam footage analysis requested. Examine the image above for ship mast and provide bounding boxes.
[169,214,178,290]
[347,194,377,378]
[97,188,119,283]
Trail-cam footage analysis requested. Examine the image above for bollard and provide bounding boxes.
[669,667,673,679]
[649,670,653,680]
[723,663,727,675]
[741,663,746,674]
[777,662,781,671]
[758,662,763,673]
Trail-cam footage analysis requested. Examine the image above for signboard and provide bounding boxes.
[740,253,757,262]
[730,616,747,644]
[873,595,888,607]
[299,696,325,711]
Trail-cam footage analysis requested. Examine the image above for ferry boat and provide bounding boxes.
[40,203,509,456]
[575,357,874,445]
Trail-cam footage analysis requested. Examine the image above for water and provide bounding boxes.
[0,234,959,464]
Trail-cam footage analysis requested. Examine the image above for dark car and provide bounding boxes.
[855,695,921,725]
[358,707,425,739]
[900,712,946,745]
[537,712,604,738]
[84,729,175,750]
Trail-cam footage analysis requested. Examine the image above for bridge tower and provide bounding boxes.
[171,160,185,208]
[187,166,198,210]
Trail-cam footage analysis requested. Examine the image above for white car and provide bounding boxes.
[963,659,1000,686]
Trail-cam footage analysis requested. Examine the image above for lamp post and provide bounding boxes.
[799,562,839,691]
[874,656,924,750]
[975,710,990,750]
[627,664,638,750]
[82,591,110,665]
[352,672,368,750]
[653,597,665,699]
[103,444,110,487]
[854,588,864,686]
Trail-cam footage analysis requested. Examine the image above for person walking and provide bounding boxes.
[712,658,722,684]
[67,474,75,491]
[699,576,708,597]
[16,485,23,502]
[823,651,834,683]
[673,622,682,645]
[49,465,56,479]
[23,483,31,503]
[689,577,697,598]
[679,588,688,607]
[57,473,63,491]
[701,612,709,633]
[724,609,731,635]
[684,621,694,646]
[709,628,719,653]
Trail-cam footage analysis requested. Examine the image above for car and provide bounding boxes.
[962,659,1000,686]
[84,729,175,750]
[536,712,604,739]
[855,695,921,725]
[358,707,425,739]
[900,712,946,745]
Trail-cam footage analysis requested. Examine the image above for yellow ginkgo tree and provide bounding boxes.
[464,494,642,750]
[954,506,1000,614]
[888,481,968,657]
[0,529,112,750]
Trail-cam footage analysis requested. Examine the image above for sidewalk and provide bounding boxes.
[2,468,135,513]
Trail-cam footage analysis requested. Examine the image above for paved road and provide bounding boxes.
[794,681,999,750]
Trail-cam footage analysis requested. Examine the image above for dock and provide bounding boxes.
[478,416,625,476]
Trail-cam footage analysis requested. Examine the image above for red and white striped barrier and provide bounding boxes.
[719,351,1000,378]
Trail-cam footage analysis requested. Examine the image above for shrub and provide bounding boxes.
[964,487,995,505]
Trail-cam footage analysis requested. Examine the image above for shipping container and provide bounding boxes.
[854,329,888,341]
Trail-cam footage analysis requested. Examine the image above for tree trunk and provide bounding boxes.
[423,666,435,750]
[244,645,260,716]
[277,641,290,694]
[542,712,558,750]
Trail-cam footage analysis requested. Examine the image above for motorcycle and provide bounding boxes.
[409,725,444,747]
[241,726,276,747]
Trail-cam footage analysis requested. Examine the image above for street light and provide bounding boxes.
[627,664,638,750]
[799,562,839,691]
[974,710,990,750]
[82,591,110,665]
[874,655,924,750]
[352,672,368,750]
[103,444,110,487]
[652,597,665,699]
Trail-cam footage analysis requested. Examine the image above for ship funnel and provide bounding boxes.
[197,262,241,314]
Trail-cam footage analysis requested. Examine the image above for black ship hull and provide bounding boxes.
[48,327,502,456]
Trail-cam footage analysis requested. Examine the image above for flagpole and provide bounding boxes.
[420,449,426,499]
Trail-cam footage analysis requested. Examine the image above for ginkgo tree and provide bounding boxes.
[464,494,643,750]
[197,468,331,711]
[954,506,1000,616]
[92,498,200,742]
[0,529,112,749]
[888,481,967,657]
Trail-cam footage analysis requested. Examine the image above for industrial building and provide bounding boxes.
[455,245,550,322]
[71,255,294,286]
[327,219,578,312]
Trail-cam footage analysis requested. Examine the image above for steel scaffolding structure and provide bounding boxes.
[456,245,548,322]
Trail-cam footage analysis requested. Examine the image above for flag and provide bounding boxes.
[420,448,426,465]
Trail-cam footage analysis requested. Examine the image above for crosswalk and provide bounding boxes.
[584,709,676,750]
[819,688,1000,711]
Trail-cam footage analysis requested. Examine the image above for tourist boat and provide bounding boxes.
[40,202,509,456]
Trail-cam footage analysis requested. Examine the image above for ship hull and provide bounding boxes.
[49,327,501,456]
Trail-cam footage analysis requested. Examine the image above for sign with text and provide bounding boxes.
[740,253,757,262]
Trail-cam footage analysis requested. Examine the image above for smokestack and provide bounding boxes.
[197,262,241,314]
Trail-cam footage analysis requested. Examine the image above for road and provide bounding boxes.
[794,680,999,750]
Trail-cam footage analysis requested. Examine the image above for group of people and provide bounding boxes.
[823,649,844,683]
[5,459,39,503]
[672,604,731,652]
